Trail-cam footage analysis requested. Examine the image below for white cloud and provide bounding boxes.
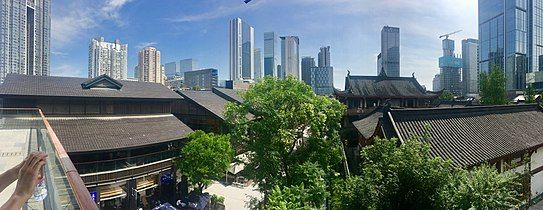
[51,0,133,47]
[135,42,158,50]
[168,0,268,22]
[51,64,86,78]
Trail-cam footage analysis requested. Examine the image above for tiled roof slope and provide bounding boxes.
[339,75,439,98]
[0,74,182,99]
[385,104,543,167]
[177,90,231,120]
[212,88,244,103]
[47,114,193,153]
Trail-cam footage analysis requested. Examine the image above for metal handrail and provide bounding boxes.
[38,109,99,210]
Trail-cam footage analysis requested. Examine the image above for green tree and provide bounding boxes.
[225,76,345,203]
[525,84,536,103]
[439,165,521,209]
[439,90,455,100]
[480,65,508,105]
[267,185,312,210]
[330,137,522,210]
[176,130,234,193]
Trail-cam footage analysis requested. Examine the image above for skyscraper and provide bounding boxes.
[254,48,263,80]
[164,61,180,77]
[439,38,462,95]
[264,32,278,77]
[180,58,198,74]
[0,0,51,81]
[462,39,479,95]
[88,37,128,80]
[433,74,442,91]
[138,47,163,84]
[280,36,300,79]
[301,57,316,85]
[478,0,538,90]
[377,53,382,74]
[229,18,254,81]
[318,46,331,67]
[379,26,400,77]
[311,66,334,95]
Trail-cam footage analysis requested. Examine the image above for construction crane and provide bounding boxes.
[439,30,462,39]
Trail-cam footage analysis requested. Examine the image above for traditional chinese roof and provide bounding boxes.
[212,87,244,103]
[336,73,440,99]
[47,114,192,153]
[381,104,543,167]
[0,74,182,100]
[177,90,231,120]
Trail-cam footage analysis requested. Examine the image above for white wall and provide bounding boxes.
[532,147,543,197]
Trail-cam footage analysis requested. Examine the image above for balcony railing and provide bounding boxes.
[74,150,178,175]
[0,108,98,209]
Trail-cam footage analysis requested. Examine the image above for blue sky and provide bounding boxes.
[51,0,478,89]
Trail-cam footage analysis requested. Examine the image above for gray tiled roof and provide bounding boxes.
[339,75,439,98]
[384,104,543,167]
[0,74,182,99]
[47,114,193,153]
[177,90,231,120]
[212,88,244,103]
[352,111,383,139]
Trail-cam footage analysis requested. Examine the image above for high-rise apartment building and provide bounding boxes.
[254,48,262,80]
[0,0,51,81]
[180,58,198,74]
[379,26,400,77]
[137,47,163,84]
[264,32,278,77]
[318,46,331,67]
[439,38,462,95]
[164,62,179,77]
[229,18,254,81]
[280,36,300,79]
[184,68,218,90]
[301,57,315,85]
[88,37,128,80]
[462,39,479,95]
[478,0,543,90]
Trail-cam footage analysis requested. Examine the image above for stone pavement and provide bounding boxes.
[204,181,262,210]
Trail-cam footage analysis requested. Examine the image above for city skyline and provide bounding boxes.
[50,0,478,89]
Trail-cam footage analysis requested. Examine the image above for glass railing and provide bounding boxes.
[0,108,98,210]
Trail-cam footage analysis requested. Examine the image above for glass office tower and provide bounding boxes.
[229,18,254,81]
[264,32,277,77]
[478,0,540,90]
[381,26,400,77]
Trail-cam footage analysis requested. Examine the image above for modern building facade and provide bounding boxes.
[433,74,442,91]
[477,0,538,90]
[318,46,331,67]
[138,47,163,84]
[0,0,51,81]
[379,26,400,77]
[264,32,278,77]
[280,36,300,79]
[184,68,218,90]
[310,66,334,95]
[439,38,463,95]
[301,57,316,85]
[164,61,180,77]
[254,48,262,80]
[88,37,128,80]
[462,39,479,95]
[229,18,254,81]
[180,58,198,74]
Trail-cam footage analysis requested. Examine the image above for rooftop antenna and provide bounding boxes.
[439,30,462,39]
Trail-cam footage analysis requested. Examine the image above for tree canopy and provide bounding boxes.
[439,90,455,100]
[525,84,536,103]
[480,65,508,105]
[176,130,234,193]
[225,76,345,205]
[330,138,523,210]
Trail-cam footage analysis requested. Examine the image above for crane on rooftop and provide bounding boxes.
[439,30,462,39]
